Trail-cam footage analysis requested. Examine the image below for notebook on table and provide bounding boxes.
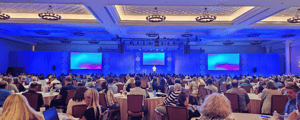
[43,107,59,120]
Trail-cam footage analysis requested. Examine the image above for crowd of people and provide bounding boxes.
[0,72,300,120]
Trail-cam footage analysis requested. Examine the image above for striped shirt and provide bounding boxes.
[163,91,180,106]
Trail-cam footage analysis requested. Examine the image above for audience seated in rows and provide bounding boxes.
[66,87,87,115]
[226,80,250,112]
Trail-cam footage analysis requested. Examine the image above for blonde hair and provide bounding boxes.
[198,77,206,86]
[0,94,43,120]
[193,77,199,85]
[200,93,232,119]
[31,76,38,81]
[84,88,102,120]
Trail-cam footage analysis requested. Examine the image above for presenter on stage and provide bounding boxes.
[152,65,156,73]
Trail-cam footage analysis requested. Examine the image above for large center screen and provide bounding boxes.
[143,53,165,65]
[208,54,240,70]
[70,52,102,69]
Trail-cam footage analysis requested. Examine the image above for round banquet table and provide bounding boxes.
[191,113,272,120]
[17,91,59,105]
[248,93,261,114]
[114,93,165,120]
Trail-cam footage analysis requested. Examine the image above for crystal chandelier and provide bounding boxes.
[146,7,166,22]
[0,11,10,20]
[287,8,300,23]
[195,8,216,23]
[38,5,61,21]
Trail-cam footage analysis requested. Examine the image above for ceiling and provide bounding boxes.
[0,0,300,47]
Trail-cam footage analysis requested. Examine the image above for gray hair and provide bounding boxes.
[31,76,37,81]
[174,83,181,91]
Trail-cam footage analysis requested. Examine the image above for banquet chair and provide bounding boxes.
[166,106,189,120]
[221,84,227,93]
[224,93,240,112]
[56,90,76,111]
[22,93,39,111]
[99,93,120,120]
[72,104,88,118]
[182,81,188,87]
[213,83,219,92]
[197,87,208,103]
[101,109,109,120]
[37,84,42,91]
[127,95,144,120]
[271,95,288,114]
[116,84,124,93]
[207,89,212,95]
[242,86,252,93]
[154,109,164,120]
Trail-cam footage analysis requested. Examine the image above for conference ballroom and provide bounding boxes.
[1,0,300,120]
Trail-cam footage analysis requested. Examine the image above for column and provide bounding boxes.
[285,40,292,75]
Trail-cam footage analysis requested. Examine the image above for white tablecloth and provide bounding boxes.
[17,91,59,105]
[191,113,271,120]
[248,93,261,114]
[114,93,165,120]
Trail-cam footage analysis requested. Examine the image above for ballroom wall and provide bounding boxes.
[0,38,31,73]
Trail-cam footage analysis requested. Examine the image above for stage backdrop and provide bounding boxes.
[9,51,279,77]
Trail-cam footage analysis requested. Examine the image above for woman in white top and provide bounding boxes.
[123,77,135,92]
[226,77,232,90]
[198,77,206,86]
[66,87,88,115]
[188,77,200,105]
[261,81,282,114]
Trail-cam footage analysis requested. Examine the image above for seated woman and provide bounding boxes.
[261,81,282,114]
[177,92,200,120]
[0,94,44,120]
[158,78,166,93]
[81,89,102,120]
[66,87,88,115]
[13,77,26,92]
[188,77,200,105]
[152,78,159,92]
[199,93,233,120]
[100,82,120,110]
[156,83,182,114]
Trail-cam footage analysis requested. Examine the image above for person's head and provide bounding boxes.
[31,76,37,82]
[101,82,108,93]
[231,80,238,88]
[13,78,20,84]
[174,79,181,84]
[265,81,278,90]
[193,77,198,82]
[274,77,279,83]
[108,78,114,84]
[135,80,141,87]
[174,83,182,91]
[153,78,157,83]
[207,79,213,85]
[0,94,43,120]
[227,77,232,82]
[286,85,300,101]
[178,92,189,106]
[84,89,101,117]
[244,79,250,84]
[29,83,39,91]
[160,78,166,86]
[65,77,72,84]
[200,93,232,119]
[72,87,88,102]
[0,81,8,89]
[7,78,13,84]
[95,80,101,86]
[51,76,56,80]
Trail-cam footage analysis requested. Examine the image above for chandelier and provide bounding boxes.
[195,8,216,23]
[181,30,194,37]
[38,5,61,21]
[146,7,166,22]
[146,29,159,37]
[0,11,10,20]
[287,8,300,23]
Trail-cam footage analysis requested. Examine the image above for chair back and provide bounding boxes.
[127,95,143,113]
[141,80,148,89]
[22,93,39,110]
[242,86,252,93]
[197,87,208,99]
[14,83,20,90]
[271,95,288,114]
[279,85,285,88]
[99,93,108,109]
[213,83,219,92]
[72,104,88,118]
[65,90,76,105]
[116,84,124,93]
[253,79,258,83]
[221,84,227,93]
[207,89,212,95]
[37,84,42,91]
[182,81,188,87]
[131,83,136,88]
[224,93,239,112]
[155,109,164,120]
[166,106,189,120]
[199,85,205,88]
[101,109,109,120]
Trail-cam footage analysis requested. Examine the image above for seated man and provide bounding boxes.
[226,80,250,112]
[167,80,185,96]
[274,85,299,119]
[22,83,44,111]
[92,80,102,92]
[108,78,118,94]
[50,78,77,108]
[205,79,218,93]
[128,80,148,117]
[0,81,11,107]
[85,77,94,88]
[240,79,252,87]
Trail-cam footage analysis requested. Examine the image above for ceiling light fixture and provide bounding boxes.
[0,11,10,20]
[288,8,300,23]
[38,5,61,21]
[146,29,159,37]
[195,8,216,23]
[181,30,194,37]
[146,7,166,22]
